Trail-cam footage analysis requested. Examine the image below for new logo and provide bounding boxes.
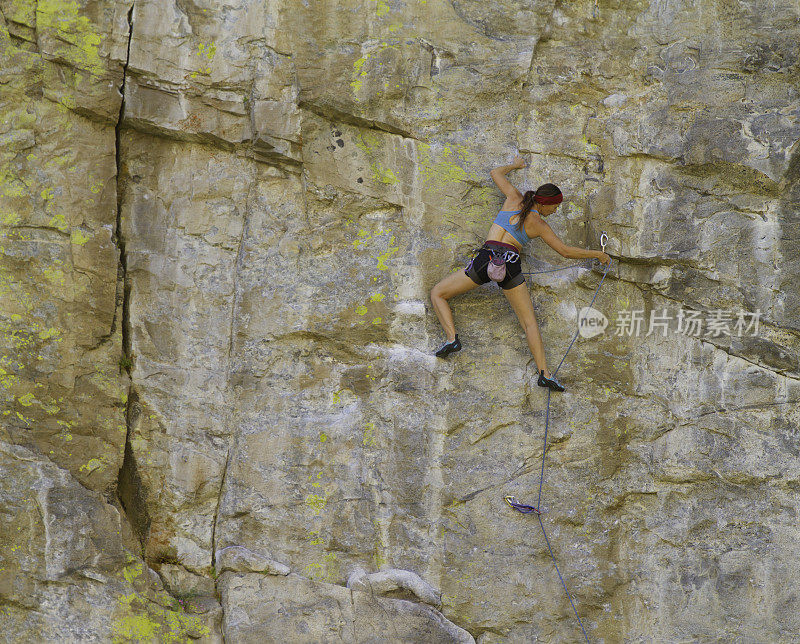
[578,306,608,338]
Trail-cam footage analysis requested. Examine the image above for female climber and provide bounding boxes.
[429,154,611,392]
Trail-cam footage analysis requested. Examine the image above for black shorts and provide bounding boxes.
[464,241,525,290]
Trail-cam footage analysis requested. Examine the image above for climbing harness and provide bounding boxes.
[506,238,612,644]
[466,245,522,283]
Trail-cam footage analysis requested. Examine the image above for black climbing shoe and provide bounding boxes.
[537,370,566,392]
[435,334,461,358]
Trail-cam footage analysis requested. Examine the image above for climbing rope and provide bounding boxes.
[505,232,612,643]
[522,260,590,275]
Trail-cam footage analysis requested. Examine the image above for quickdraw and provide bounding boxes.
[498,249,519,263]
[504,495,542,515]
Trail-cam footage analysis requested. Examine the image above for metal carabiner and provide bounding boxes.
[600,232,608,254]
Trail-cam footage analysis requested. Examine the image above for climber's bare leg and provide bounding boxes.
[501,282,552,378]
[430,270,480,341]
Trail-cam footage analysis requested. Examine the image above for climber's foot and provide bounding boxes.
[537,370,566,392]
[435,334,461,358]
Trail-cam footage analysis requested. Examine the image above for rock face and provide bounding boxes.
[1,0,799,642]
[0,440,221,641]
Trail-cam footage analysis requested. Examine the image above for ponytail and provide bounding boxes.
[514,183,562,232]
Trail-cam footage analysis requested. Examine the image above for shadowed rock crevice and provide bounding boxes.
[299,100,419,140]
[116,389,151,552]
[210,448,231,573]
[113,0,149,555]
[91,1,135,352]
[109,2,135,355]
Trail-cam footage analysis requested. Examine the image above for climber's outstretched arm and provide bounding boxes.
[536,219,604,261]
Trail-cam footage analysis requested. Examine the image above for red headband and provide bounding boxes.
[534,193,563,205]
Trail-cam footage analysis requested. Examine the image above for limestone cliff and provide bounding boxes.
[1,0,799,642]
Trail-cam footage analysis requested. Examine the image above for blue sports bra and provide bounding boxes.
[493,209,533,247]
